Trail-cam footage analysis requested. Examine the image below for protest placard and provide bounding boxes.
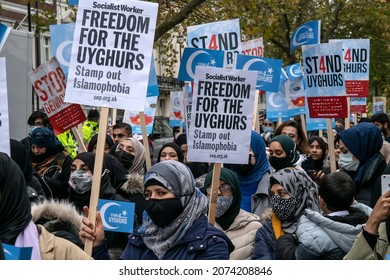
[350,97,367,114]
[241,37,264,57]
[169,90,185,127]
[187,19,241,68]
[28,57,86,135]
[65,0,158,112]
[187,66,257,165]
[302,42,347,119]
[329,39,370,97]
[0,58,10,155]
[63,0,158,255]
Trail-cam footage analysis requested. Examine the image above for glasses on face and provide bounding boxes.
[206,183,233,195]
[263,123,274,127]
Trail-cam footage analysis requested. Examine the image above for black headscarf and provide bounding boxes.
[87,133,114,153]
[10,139,32,181]
[203,168,242,230]
[157,142,184,163]
[0,152,32,245]
[69,152,122,212]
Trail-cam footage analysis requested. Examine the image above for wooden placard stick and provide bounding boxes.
[140,111,151,171]
[71,127,86,153]
[84,107,109,256]
[326,118,337,173]
[345,97,351,129]
[207,163,221,225]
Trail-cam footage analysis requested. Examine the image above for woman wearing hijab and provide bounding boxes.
[231,130,270,217]
[80,160,234,260]
[10,139,46,201]
[157,142,184,163]
[338,122,390,207]
[252,167,320,260]
[0,152,92,260]
[273,120,315,174]
[68,152,129,259]
[268,135,300,173]
[87,133,114,154]
[29,127,72,200]
[203,168,262,260]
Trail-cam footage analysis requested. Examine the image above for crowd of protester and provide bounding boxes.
[1,110,390,260]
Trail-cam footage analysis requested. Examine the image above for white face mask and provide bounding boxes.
[339,153,359,171]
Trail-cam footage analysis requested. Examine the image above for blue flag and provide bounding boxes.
[290,20,321,54]
[98,199,135,233]
[68,0,79,5]
[236,54,282,92]
[50,23,75,78]
[0,22,11,53]
[3,244,32,260]
[266,69,289,119]
[178,47,224,81]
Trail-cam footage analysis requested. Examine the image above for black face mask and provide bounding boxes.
[115,151,135,170]
[269,156,292,172]
[146,197,184,227]
[233,154,254,176]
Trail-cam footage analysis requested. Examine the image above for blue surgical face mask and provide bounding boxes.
[339,153,359,171]
[262,126,274,134]
[29,125,38,134]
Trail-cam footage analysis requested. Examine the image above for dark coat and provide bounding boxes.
[93,215,234,260]
[252,220,277,260]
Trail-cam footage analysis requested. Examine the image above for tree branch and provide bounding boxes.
[154,0,208,42]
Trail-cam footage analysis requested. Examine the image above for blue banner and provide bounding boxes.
[285,63,306,117]
[147,54,159,97]
[0,22,11,53]
[68,0,79,5]
[178,47,224,81]
[236,54,282,92]
[290,20,321,54]
[266,69,289,119]
[3,244,32,260]
[98,199,135,233]
[50,23,75,78]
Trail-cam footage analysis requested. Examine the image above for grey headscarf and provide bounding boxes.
[270,168,321,233]
[116,137,146,174]
[138,160,208,259]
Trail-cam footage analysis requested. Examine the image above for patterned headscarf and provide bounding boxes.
[116,137,146,174]
[138,160,208,259]
[204,168,242,230]
[270,168,320,233]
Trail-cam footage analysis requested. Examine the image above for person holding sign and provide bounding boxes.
[252,167,320,260]
[80,160,234,260]
[203,168,262,260]
[29,127,72,200]
[337,122,390,208]
[68,152,130,259]
[273,120,315,175]
[0,152,92,260]
[231,130,270,218]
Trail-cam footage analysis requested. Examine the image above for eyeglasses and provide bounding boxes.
[206,183,233,195]
[263,123,274,127]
